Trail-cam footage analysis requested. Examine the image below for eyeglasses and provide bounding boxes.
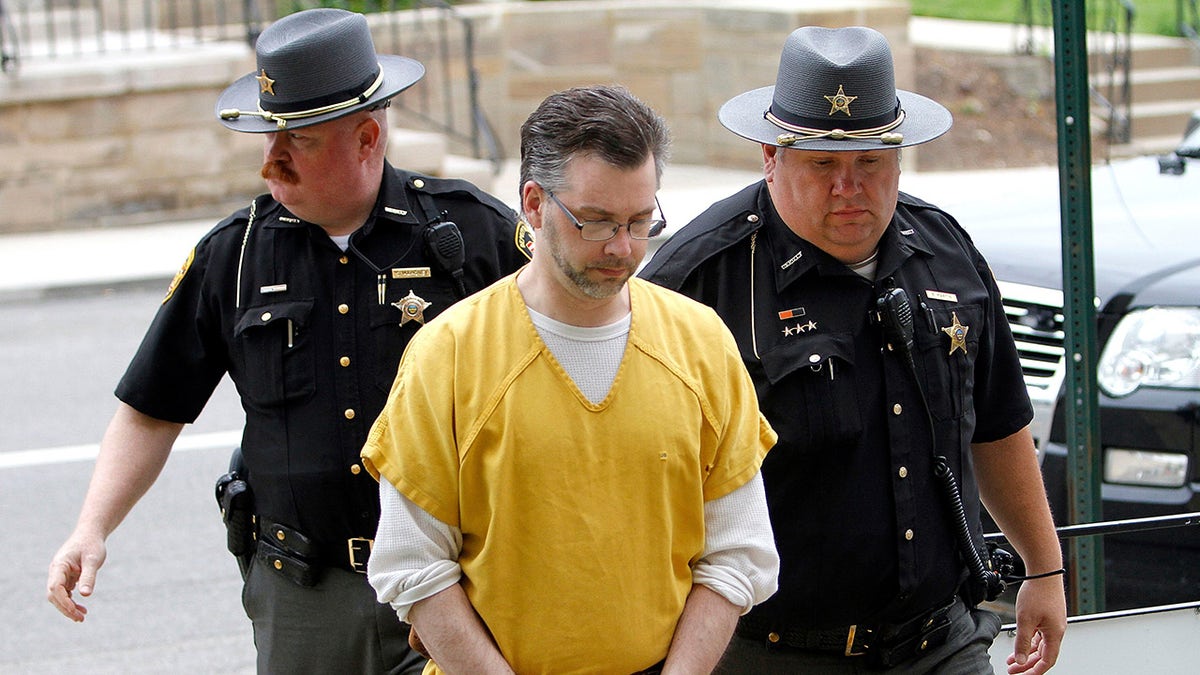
[544,189,667,242]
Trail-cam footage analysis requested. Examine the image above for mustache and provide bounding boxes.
[261,160,299,184]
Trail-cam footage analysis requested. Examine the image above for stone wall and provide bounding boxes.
[0,0,913,233]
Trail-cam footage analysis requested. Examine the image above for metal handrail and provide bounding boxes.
[985,512,1200,543]
[1180,0,1200,51]
[1093,0,1135,146]
[0,0,16,72]
[367,0,503,172]
[1013,1,1134,148]
[985,511,1200,618]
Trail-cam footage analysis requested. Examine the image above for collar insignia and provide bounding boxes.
[824,84,857,117]
[257,69,276,96]
[941,311,969,356]
[394,290,432,326]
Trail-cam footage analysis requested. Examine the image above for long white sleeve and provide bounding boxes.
[368,470,779,621]
[367,477,463,623]
[692,471,779,613]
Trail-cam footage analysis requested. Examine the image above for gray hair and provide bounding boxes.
[519,85,671,199]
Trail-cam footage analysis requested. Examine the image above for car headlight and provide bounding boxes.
[1104,448,1189,488]
[1097,307,1200,397]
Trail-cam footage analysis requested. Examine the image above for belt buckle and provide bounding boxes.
[845,625,872,657]
[347,537,373,573]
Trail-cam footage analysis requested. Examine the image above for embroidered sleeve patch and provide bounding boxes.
[162,247,195,304]
[514,219,535,261]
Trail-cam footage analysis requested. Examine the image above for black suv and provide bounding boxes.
[953,123,1200,610]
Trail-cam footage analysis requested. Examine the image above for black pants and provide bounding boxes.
[242,553,426,674]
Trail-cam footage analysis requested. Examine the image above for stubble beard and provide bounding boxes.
[544,224,633,300]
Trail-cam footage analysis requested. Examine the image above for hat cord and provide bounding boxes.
[767,108,906,147]
[219,69,386,130]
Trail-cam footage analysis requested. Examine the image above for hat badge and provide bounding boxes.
[256,69,276,96]
[824,84,856,117]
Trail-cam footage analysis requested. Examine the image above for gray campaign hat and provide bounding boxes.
[719,25,952,151]
[216,8,425,133]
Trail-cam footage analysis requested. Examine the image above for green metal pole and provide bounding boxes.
[1051,0,1105,614]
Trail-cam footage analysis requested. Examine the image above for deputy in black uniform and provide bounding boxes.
[46,9,530,673]
[641,26,1065,674]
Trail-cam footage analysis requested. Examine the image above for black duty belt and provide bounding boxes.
[255,517,374,587]
[734,596,964,668]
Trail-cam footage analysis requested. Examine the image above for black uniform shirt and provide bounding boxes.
[640,181,1032,628]
[117,162,530,566]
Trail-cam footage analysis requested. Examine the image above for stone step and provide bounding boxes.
[1094,66,1200,102]
[1129,98,1200,138]
[1091,37,1199,150]
[387,127,449,176]
[442,154,503,196]
[385,126,500,193]
[1127,42,1199,71]
[1107,133,1189,160]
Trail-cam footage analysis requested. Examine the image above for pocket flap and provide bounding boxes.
[235,299,314,336]
[760,332,856,385]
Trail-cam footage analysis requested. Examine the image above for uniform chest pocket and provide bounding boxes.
[369,282,459,394]
[758,332,862,451]
[913,304,983,421]
[234,299,316,408]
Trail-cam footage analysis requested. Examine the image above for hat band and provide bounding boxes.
[765,106,906,146]
[768,97,901,132]
[264,68,382,115]
[219,67,385,130]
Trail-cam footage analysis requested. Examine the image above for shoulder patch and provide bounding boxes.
[162,247,195,304]
[514,219,534,261]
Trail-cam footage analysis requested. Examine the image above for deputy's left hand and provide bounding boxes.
[1005,575,1066,674]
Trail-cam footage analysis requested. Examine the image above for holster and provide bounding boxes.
[215,448,255,576]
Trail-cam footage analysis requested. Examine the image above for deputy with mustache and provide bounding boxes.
[46,9,529,673]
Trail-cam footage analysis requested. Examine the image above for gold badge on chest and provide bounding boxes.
[393,290,432,326]
[941,311,969,356]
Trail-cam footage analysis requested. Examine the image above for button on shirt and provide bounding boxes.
[640,181,1032,627]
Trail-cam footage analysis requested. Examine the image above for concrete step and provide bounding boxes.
[387,127,449,176]
[1093,66,1200,102]
[443,154,503,195]
[1107,133,1188,159]
[1127,42,1199,71]
[385,126,500,192]
[1129,99,1200,137]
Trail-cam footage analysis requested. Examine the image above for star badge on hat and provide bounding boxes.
[215,8,425,133]
[942,311,969,356]
[394,290,432,326]
[825,84,857,117]
[256,69,275,96]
